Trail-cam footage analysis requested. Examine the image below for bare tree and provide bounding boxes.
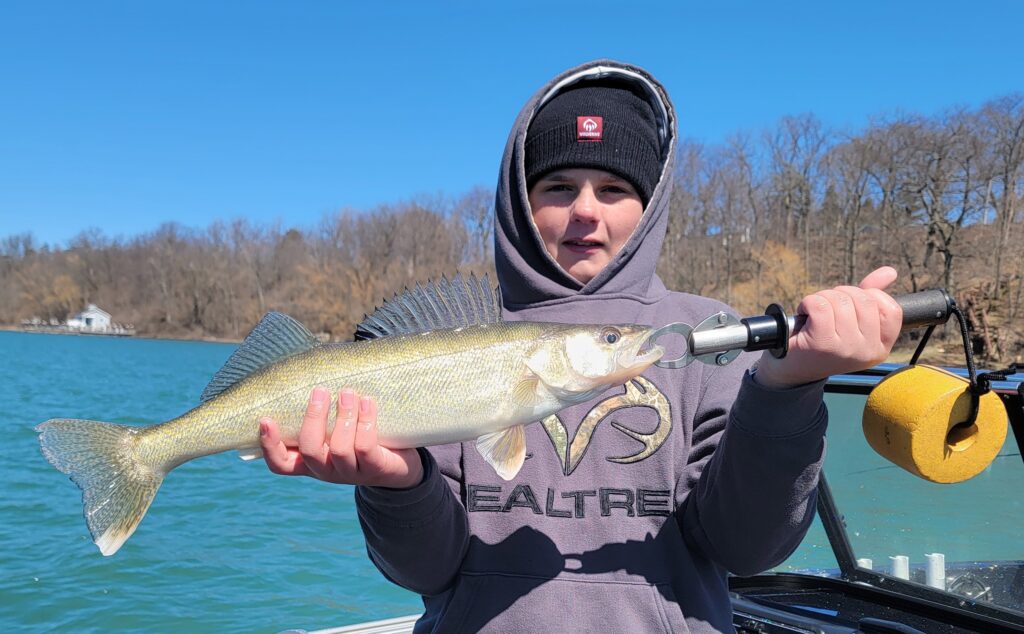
[764,114,829,276]
[454,186,495,268]
[979,94,1024,309]
[825,137,874,284]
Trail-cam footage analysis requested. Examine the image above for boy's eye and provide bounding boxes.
[602,182,636,195]
[545,184,572,193]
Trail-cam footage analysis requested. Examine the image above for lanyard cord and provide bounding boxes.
[909,306,981,426]
[909,305,1020,427]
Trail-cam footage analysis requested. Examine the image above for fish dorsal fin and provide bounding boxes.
[200,312,321,403]
[354,273,502,340]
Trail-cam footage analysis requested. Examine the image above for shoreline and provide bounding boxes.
[0,325,242,345]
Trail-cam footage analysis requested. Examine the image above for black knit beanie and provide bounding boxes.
[525,83,662,205]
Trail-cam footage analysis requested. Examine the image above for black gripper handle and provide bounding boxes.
[894,289,955,330]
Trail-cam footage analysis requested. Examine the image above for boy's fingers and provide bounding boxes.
[353,396,387,474]
[297,387,331,468]
[817,289,857,345]
[796,292,837,346]
[856,267,902,349]
[865,287,902,348]
[260,418,308,476]
[328,389,359,474]
[834,285,879,341]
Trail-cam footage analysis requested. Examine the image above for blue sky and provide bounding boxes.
[2,1,1022,246]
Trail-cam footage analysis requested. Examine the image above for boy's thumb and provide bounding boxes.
[858,266,897,291]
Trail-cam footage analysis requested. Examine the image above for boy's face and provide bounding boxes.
[528,168,644,284]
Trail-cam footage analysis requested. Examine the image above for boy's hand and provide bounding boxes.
[751,267,903,390]
[259,387,424,489]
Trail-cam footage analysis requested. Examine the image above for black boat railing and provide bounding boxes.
[734,364,1024,633]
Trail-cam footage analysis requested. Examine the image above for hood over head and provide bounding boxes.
[495,60,678,309]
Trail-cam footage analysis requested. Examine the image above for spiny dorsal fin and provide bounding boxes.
[200,312,321,403]
[354,273,502,340]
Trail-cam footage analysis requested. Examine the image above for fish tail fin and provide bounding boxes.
[36,418,164,556]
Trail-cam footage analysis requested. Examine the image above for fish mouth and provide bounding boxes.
[619,330,664,371]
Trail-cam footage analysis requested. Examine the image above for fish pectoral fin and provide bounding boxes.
[512,375,542,407]
[475,425,527,481]
[238,447,264,461]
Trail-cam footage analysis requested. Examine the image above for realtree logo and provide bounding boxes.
[541,377,671,475]
[577,116,603,141]
[465,378,674,519]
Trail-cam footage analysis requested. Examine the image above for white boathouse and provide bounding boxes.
[66,304,112,332]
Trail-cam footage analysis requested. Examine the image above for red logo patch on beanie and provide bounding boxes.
[577,116,603,142]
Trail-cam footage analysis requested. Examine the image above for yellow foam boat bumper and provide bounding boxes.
[863,365,1007,484]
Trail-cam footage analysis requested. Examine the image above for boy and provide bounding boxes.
[260,59,900,632]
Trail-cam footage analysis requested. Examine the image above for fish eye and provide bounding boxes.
[601,327,621,345]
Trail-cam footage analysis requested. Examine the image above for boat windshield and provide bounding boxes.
[772,367,1024,617]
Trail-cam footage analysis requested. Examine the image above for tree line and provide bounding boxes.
[2,94,1021,363]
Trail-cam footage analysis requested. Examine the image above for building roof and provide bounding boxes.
[75,304,111,319]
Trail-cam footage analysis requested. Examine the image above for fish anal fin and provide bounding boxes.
[475,425,527,481]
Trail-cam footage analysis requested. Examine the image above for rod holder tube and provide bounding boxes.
[925,553,946,590]
[890,555,910,580]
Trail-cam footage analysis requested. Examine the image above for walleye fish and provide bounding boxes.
[37,275,663,556]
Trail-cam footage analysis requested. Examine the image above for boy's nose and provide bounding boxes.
[570,186,600,223]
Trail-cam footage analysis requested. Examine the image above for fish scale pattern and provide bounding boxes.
[147,321,555,461]
[263,323,546,447]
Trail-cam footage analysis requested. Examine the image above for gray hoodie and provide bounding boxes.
[356,59,827,633]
